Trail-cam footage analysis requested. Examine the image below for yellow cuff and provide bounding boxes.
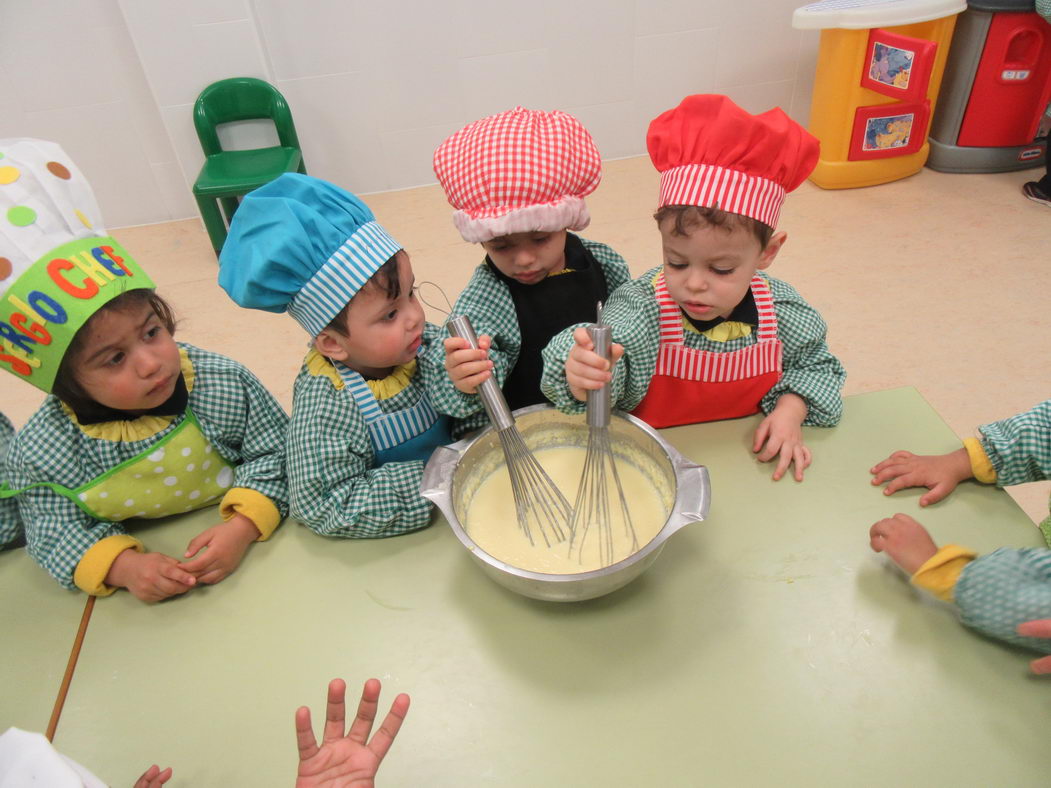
[963,437,996,484]
[911,544,978,602]
[220,487,281,540]
[73,534,144,596]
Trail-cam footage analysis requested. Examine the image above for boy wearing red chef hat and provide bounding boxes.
[541,95,845,482]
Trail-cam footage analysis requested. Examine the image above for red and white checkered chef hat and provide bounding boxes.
[648,94,819,229]
[433,107,602,243]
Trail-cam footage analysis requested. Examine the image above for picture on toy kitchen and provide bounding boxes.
[863,111,915,151]
[849,29,938,161]
[870,42,917,89]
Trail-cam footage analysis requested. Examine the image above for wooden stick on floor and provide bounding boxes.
[46,595,95,742]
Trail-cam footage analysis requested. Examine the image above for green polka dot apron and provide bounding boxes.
[335,362,451,466]
[0,409,236,522]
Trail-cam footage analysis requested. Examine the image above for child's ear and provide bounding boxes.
[757,230,787,270]
[313,329,348,362]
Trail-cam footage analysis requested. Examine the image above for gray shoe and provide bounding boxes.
[1022,181,1051,207]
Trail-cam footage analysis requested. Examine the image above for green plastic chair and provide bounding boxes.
[191,77,306,255]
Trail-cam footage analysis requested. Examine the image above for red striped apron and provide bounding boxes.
[631,272,782,428]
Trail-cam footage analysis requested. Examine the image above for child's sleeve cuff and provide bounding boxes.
[220,487,281,540]
[74,534,144,596]
[963,437,996,484]
[911,544,978,602]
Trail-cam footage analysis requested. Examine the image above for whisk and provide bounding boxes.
[447,314,571,547]
[569,304,638,566]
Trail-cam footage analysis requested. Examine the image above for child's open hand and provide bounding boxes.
[1016,620,1051,674]
[106,548,196,602]
[869,513,939,574]
[565,326,624,402]
[444,334,494,394]
[752,393,810,481]
[870,447,973,506]
[180,513,260,585]
[295,678,410,788]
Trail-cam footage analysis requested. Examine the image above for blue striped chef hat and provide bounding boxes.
[218,173,403,336]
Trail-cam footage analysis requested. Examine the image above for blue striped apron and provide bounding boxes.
[334,362,452,465]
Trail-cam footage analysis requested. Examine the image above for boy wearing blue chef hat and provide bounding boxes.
[219,173,451,537]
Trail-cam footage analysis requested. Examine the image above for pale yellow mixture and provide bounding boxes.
[464,445,668,574]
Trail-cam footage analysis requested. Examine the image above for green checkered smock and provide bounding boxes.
[977,399,1051,542]
[424,235,631,436]
[954,547,1051,654]
[7,344,290,590]
[0,412,22,549]
[977,400,1051,487]
[540,267,845,425]
[287,323,448,538]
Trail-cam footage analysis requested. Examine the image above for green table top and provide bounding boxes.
[53,388,1049,786]
[0,544,89,734]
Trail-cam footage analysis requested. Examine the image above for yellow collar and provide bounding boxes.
[63,347,196,442]
[304,349,416,400]
[683,319,752,342]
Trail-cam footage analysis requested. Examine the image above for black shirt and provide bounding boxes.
[487,233,610,412]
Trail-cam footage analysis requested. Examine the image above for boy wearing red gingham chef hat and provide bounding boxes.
[541,94,846,483]
[427,107,631,435]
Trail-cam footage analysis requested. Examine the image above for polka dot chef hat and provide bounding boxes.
[647,94,820,229]
[0,138,155,393]
[433,106,602,243]
[218,173,403,337]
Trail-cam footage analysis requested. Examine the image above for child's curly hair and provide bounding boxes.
[654,205,773,249]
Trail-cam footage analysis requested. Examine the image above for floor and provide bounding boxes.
[5,156,1049,523]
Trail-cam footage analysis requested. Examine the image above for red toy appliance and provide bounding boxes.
[928,0,1051,171]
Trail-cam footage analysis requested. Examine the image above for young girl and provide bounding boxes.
[0,139,289,601]
[219,173,449,537]
[541,95,845,482]
[429,107,631,436]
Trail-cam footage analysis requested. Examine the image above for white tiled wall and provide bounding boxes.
[1,0,822,228]
[0,0,191,228]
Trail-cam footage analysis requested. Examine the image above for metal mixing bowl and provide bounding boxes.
[421,404,710,602]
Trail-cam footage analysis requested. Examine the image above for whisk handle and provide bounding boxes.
[447,314,514,431]
[586,323,612,428]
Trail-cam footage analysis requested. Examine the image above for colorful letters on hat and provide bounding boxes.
[0,139,154,393]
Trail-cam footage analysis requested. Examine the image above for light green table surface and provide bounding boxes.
[0,542,88,733]
[53,388,1049,786]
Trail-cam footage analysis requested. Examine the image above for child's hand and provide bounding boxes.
[134,765,173,787]
[295,678,410,788]
[444,334,493,394]
[752,394,810,481]
[870,447,973,506]
[564,326,624,402]
[1016,620,1051,674]
[869,513,939,574]
[106,548,196,603]
[180,513,260,585]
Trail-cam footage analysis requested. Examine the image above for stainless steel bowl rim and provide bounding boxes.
[420,404,709,584]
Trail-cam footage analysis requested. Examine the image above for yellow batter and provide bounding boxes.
[464,445,668,574]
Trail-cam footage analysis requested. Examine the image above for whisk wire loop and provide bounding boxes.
[448,313,571,546]
[570,303,640,565]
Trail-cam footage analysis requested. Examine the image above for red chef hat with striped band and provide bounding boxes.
[647,95,819,229]
[433,107,602,243]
